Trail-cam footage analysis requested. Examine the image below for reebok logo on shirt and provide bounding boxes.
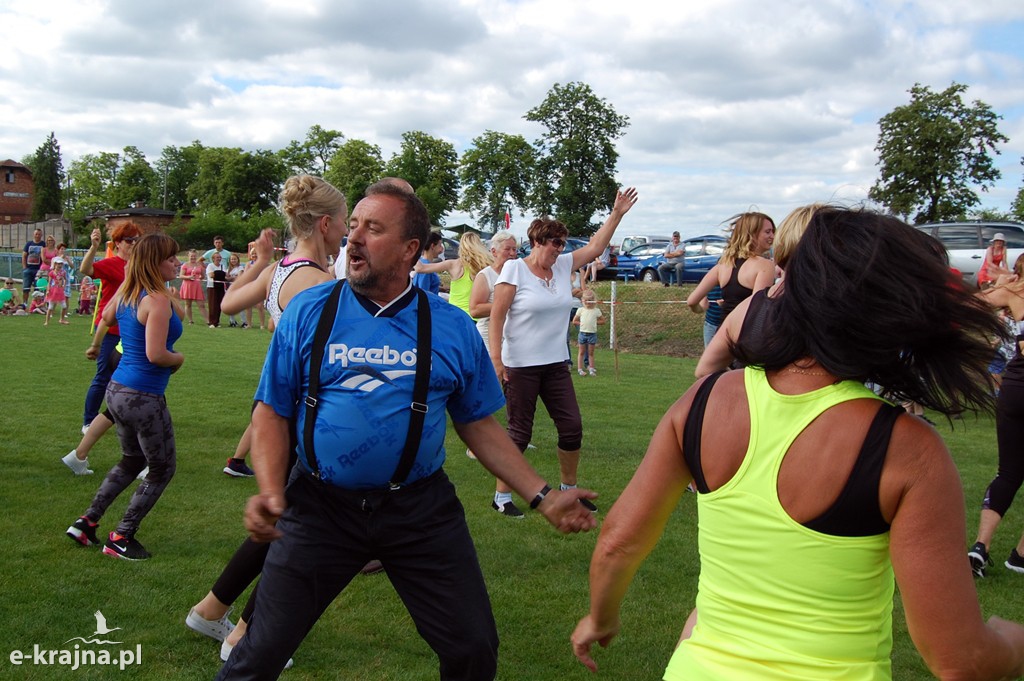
[328,344,418,368]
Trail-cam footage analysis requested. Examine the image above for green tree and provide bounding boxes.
[870,82,1008,224]
[1011,158,1024,223]
[28,132,64,220]
[385,131,459,224]
[66,151,121,224]
[192,147,286,216]
[279,125,345,176]
[458,130,536,231]
[109,146,157,209]
[155,141,203,212]
[525,82,629,235]
[325,138,385,208]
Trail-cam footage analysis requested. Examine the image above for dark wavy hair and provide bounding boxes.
[733,206,1005,415]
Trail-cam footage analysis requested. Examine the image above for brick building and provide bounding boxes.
[1,160,34,224]
[86,206,192,234]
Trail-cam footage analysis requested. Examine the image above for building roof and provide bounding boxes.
[1,159,32,172]
[85,207,191,220]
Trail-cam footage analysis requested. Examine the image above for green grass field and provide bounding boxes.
[0,314,1022,680]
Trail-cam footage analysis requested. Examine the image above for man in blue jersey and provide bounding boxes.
[217,182,598,681]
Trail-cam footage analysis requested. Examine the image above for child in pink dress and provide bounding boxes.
[44,258,70,325]
[178,249,208,325]
[78,277,96,316]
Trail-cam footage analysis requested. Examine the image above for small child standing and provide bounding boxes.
[78,277,96,316]
[573,290,604,376]
[44,258,70,325]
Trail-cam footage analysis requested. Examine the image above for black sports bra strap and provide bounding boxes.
[682,371,726,494]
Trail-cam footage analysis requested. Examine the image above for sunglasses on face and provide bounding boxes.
[545,238,566,249]
[121,237,140,244]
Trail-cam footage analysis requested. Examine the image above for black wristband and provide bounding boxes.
[529,484,552,510]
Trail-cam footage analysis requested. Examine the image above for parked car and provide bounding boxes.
[914,221,1024,287]
[612,242,671,278]
[634,235,727,283]
[619,234,674,254]
[517,237,588,259]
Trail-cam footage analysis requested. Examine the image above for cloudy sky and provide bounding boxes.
[2,0,1023,239]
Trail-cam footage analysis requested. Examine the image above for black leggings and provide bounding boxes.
[983,380,1024,516]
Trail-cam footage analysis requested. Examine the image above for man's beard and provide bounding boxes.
[346,257,405,297]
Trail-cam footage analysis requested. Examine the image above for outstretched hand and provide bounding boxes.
[571,614,620,673]
[244,492,286,542]
[612,187,638,217]
[254,228,277,262]
[538,487,599,534]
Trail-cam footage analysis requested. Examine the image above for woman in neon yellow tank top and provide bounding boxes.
[572,208,1024,680]
[411,231,491,314]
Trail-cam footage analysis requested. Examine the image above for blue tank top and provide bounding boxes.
[111,292,183,395]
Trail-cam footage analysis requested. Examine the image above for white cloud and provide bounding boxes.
[1,0,1022,234]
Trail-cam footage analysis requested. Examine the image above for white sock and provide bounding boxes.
[560,483,576,491]
[494,491,513,506]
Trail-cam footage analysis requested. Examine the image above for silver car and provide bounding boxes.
[914,221,1024,287]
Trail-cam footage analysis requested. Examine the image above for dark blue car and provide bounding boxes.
[633,235,727,283]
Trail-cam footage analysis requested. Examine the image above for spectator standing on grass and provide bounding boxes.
[206,251,228,327]
[203,235,231,268]
[187,175,350,668]
[38,234,57,279]
[686,212,775,324]
[468,230,524,516]
[65,233,185,561]
[79,223,142,434]
[77,276,96,316]
[658,231,685,286]
[22,228,45,306]
[573,290,604,376]
[215,181,598,681]
[969,252,1024,577]
[178,250,208,325]
[572,207,1024,681]
[489,187,637,514]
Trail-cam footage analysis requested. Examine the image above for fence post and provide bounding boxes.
[609,280,617,350]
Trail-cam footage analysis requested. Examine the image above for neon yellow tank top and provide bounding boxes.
[448,268,474,319]
[665,367,893,681]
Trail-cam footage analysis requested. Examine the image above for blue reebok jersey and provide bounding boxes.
[254,281,505,489]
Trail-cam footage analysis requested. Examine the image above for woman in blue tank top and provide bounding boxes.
[66,233,185,561]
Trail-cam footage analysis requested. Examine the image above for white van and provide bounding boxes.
[619,235,673,254]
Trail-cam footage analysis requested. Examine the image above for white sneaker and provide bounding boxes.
[185,607,235,642]
[221,639,293,669]
[81,425,89,436]
[136,466,149,481]
[62,450,94,476]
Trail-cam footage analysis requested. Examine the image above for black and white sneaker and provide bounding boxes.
[102,532,151,561]
[1006,548,1024,574]
[66,517,100,547]
[223,458,255,477]
[491,500,525,518]
[968,542,991,578]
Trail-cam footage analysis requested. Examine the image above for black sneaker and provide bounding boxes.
[578,498,599,513]
[102,532,151,561]
[491,500,525,518]
[968,542,991,578]
[66,517,100,547]
[1006,548,1024,574]
[223,458,255,477]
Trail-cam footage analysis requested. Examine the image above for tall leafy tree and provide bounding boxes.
[458,130,536,231]
[1012,157,1024,223]
[155,141,203,212]
[192,147,286,216]
[279,125,344,176]
[385,131,459,224]
[28,132,64,220]
[525,82,629,235]
[870,82,1008,224]
[325,138,385,208]
[110,146,157,209]
[67,151,121,224]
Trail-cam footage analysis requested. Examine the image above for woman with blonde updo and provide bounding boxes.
[187,175,347,667]
[412,231,492,314]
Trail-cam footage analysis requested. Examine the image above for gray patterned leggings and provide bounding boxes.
[84,381,177,537]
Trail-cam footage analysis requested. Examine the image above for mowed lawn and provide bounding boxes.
[0,314,1021,680]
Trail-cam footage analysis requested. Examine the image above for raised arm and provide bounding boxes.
[571,390,694,673]
[413,258,463,279]
[887,418,1024,679]
[571,188,638,271]
[79,229,102,277]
